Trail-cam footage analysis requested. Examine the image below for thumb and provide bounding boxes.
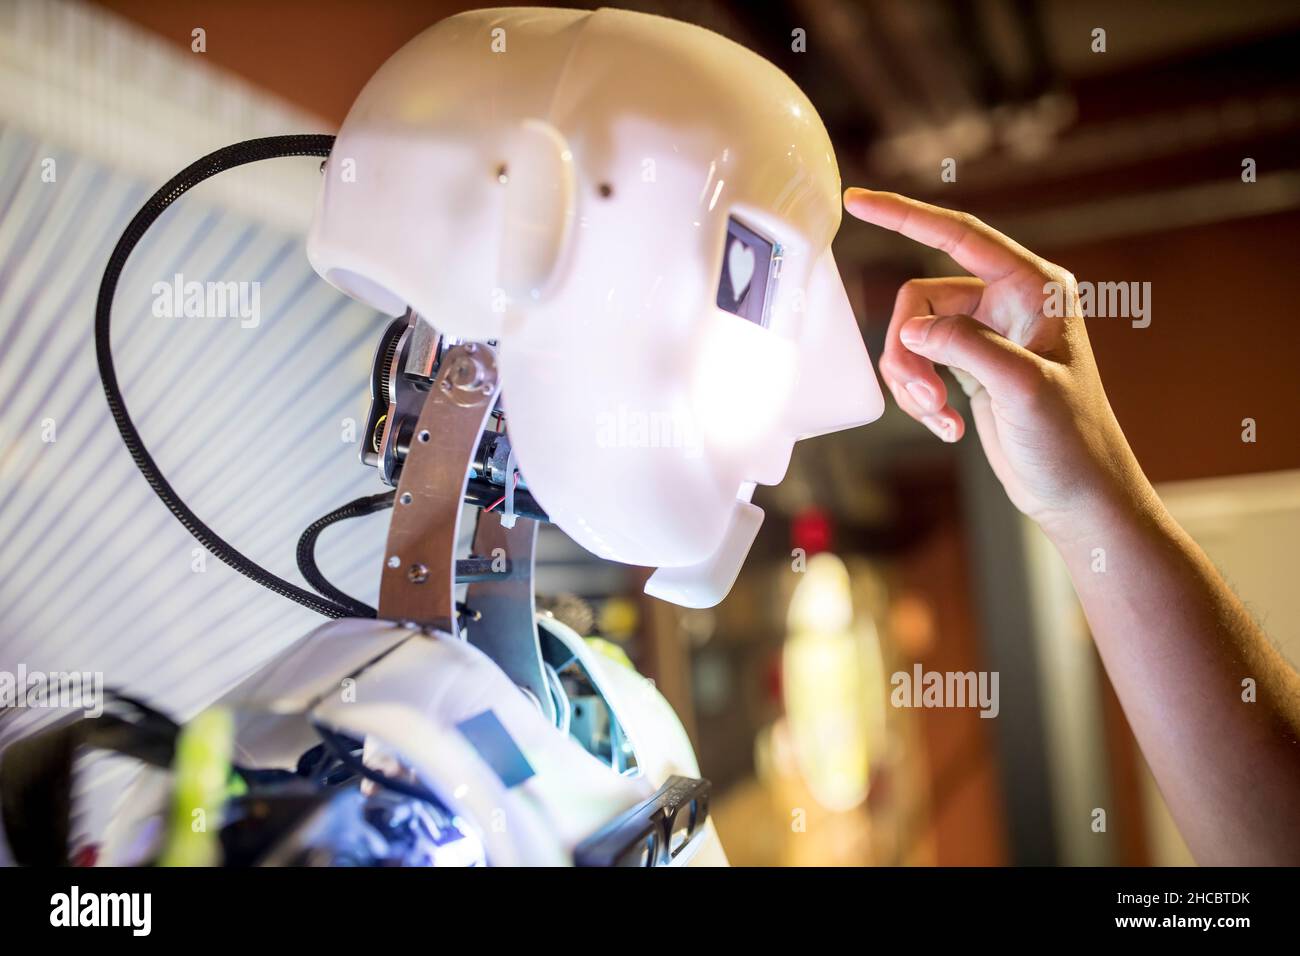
[899,314,1046,403]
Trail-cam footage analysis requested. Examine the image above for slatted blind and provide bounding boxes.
[0,0,391,755]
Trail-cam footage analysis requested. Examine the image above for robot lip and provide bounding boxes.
[644,498,765,608]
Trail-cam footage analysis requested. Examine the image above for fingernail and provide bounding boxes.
[905,380,938,411]
[922,415,955,442]
[900,316,934,347]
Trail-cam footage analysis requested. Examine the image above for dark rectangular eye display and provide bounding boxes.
[716,216,779,328]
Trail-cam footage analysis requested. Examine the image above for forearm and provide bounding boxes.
[1048,486,1300,864]
[843,188,1300,862]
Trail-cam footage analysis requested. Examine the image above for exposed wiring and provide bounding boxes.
[485,472,520,513]
[313,724,445,806]
[465,477,548,522]
[94,135,356,618]
[544,663,572,736]
[295,493,486,627]
[296,491,395,618]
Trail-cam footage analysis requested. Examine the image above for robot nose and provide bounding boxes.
[499,119,576,302]
[790,249,886,438]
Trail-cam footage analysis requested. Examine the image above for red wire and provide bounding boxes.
[484,472,519,513]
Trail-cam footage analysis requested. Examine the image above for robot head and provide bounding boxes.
[309,7,883,607]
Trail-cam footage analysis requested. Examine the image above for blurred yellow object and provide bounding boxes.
[782,552,885,812]
[585,635,636,671]
[597,596,639,639]
[158,707,234,867]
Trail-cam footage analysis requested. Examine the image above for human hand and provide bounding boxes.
[843,188,1152,538]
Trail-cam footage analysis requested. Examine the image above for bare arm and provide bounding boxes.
[845,187,1300,864]
[1052,482,1300,864]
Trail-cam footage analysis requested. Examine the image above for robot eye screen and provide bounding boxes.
[715,216,779,328]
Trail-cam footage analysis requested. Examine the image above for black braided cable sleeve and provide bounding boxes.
[94,135,357,618]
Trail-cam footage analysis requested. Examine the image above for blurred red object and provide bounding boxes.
[791,507,832,557]
[71,844,99,867]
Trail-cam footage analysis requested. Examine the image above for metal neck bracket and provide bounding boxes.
[376,339,555,724]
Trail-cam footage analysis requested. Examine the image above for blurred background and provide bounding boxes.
[2,0,1299,865]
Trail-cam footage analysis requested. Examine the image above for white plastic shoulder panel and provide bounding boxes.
[311,630,652,866]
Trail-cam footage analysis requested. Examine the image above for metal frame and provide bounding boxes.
[377,342,498,633]
[465,510,554,724]
[375,340,555,724]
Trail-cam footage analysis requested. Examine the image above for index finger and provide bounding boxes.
[843,188,1039,283]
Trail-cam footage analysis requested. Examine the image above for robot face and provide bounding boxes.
[308,8,883,607]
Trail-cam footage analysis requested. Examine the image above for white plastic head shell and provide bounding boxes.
[308,7,884,607]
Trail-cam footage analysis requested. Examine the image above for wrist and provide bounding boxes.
[1038,459,1164,558]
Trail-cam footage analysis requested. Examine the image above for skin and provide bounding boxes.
[844,187,1300,865]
